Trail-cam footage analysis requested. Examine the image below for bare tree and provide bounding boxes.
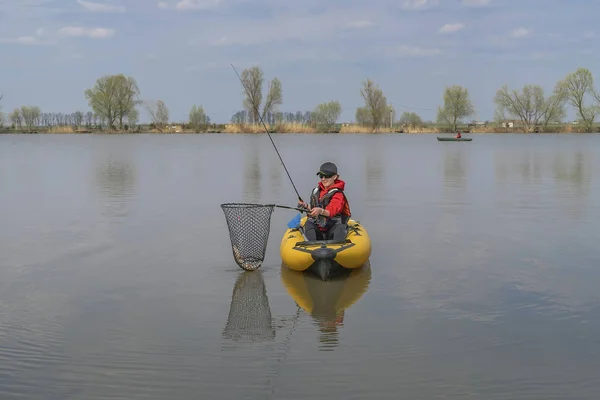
[359,79,388,131]
[240,66,282,125]
[85,74,140,131]
[10,109,22,129]
[399,111,423,127]
[556,67,599,132]
[145,100,169,132]
[115,75,141,129]
[84,111,93,127]
[312,100,342,131]
[241,66,263,124]
[20,106,41,131]
[494,84,567,132]
[73,111,84,128]
[189,105,208,132]
[540,87,568,131]
[355,106,371,127]
[494,84,545,132]
[127,107,139,129]
[436,85,475,132]
[261,77,282,121]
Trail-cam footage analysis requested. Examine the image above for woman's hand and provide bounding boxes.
[298,200,310,210]
[310,207,325,217]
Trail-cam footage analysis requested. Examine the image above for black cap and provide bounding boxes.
[316,162,338,176]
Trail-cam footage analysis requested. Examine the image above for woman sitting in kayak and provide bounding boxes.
[297,162,351,242]
[455,131,462,138]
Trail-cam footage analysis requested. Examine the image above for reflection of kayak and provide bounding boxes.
[279,216,371,281]
[280,262,372,349]
[437,137,472,141]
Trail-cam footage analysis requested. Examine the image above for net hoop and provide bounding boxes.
[221,203,276,271]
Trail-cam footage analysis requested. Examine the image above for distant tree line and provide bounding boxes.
[1,66,600,133]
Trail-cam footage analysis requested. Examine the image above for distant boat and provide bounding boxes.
[437,137,472,142]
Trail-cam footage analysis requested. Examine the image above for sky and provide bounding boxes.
[0,0,598,124]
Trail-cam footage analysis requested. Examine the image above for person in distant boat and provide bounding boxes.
[297,162,351,242]
[455,131,462,138]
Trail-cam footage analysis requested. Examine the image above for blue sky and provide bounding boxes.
[0,0,598,124]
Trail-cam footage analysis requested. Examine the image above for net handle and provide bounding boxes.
[220,203,309,214]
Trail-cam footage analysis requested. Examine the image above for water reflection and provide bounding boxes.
[243,137,262,203]
[222,270,275,342]
[553,151,592,193]
[94,157,136,219]
[494,150,543,184]
[268,151,282,199]
[365,148,383,200]
[280,263,372,351]
[442,148,467,188]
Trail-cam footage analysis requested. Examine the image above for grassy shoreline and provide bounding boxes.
[0,122,596,134]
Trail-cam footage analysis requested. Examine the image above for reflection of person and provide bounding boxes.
[297,162,351,242]
[316,311,345,350]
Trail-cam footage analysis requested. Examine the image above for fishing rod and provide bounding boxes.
[231,64,304,204]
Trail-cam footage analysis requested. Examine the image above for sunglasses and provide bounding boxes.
[318,173,334,179]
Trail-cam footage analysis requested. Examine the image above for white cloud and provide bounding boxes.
[156,0,222,10]
[57,26,116,39]
[394,45,441,57]
[198,9,380,47]
[0,36,39,45]
[0,27,52,45]
[77,0,126,12]
[510,27,530,38]
[439,23,465,33]
[175,0,222,10]
[401,0,438,10]
[462,0,491,6]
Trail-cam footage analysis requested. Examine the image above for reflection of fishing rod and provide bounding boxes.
[231,64,304,203]
[266,305,302,400]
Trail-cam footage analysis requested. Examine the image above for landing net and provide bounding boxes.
[221,203,275,271]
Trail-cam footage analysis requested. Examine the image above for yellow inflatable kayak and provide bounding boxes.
[279,216,371,280]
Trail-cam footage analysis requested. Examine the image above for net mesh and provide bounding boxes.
[222,271,275,341]
[221,203,275,271]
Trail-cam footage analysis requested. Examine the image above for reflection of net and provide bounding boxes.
[222,271,275,342]
[221,203,275,271]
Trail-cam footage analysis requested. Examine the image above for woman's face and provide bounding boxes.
[319,173,337,188]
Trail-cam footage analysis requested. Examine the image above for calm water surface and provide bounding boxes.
[1,133,599,399]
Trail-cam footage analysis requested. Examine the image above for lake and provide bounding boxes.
[1,133,599,399]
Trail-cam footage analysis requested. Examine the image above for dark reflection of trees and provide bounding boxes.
[494,150,542,185]
[365,150,383,201]
[94,158,136,218]
[443,148,467,189]
[243,137,262,203]
[222,270,275,342]
[268,152,282,199]
[553,151,592,194]
[552,151,593,218]
[517,151,542,184]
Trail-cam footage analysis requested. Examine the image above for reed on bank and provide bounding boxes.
[1,122,596,134]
